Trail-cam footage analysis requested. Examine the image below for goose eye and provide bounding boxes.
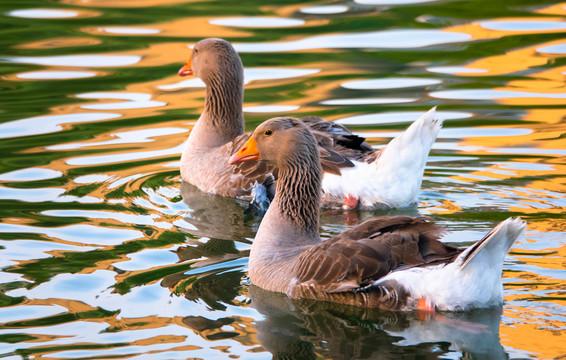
[193,48,198,53]
[264,129,273,136]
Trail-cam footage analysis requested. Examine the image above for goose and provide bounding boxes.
[178,37,443,210]
[229,117,526,311]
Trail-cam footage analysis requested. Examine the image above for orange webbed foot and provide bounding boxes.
[417,298,435,320]
[343,194,359,209]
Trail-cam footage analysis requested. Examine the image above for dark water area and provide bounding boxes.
[0,0,565,359]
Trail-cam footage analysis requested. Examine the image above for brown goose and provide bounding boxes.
[178,38,442,210]
[230,117,526,311]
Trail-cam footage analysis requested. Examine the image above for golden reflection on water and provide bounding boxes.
[446,16,566,40]
[405,16,566,357]
[501,305,565,360]
[445,41,555,77]
[81,17,252,38]
[17,37,102,49]
[537,2,566,16]
[2,3,565,359]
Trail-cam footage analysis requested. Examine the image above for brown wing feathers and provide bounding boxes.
[300,116,373,152]
[229,116,376,188]
[300,116,377,172]
[293,216,460,294]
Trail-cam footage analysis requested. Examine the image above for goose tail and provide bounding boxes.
[439,217,527,309]
[457,217,526,273]
[374,218,526,310]
[370,107,442,207]
[380,106,442,161]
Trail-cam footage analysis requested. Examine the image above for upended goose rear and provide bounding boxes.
[230,117,526,311]
[178,38,442,210]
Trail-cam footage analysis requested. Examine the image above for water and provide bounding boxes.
[0,0,564,359]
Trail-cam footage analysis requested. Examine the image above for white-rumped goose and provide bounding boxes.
[178,38,443,210]
[229,117,526,311]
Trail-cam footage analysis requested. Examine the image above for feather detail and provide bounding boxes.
[290,216,460,306]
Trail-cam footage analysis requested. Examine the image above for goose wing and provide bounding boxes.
[300,116,382,170]
[293,216,460,293]
[229,117,372,183]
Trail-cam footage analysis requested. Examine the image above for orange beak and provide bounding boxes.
[177,55,192,76]
[229,136,260,164]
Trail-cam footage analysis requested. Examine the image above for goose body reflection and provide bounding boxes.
[179,181,259,240]
[178,38,443,210]
[248,285,508,360]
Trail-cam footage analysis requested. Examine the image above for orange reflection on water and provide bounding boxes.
[515,243,566,274]
[81,17,251,38]
[501,304,566,359]
[17,37,102,49]
[451,108,564,154]
[446,17,566,40]
[442,17,566,76]
[442,40,557,77]
[537,2,566,16]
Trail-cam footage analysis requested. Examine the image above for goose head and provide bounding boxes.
[178,38,243,84]
[229,117,320,168]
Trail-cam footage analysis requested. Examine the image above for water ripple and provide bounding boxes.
[210,17,305,28]
[355,0,436,4]
[321,97,415,105]
[0,168,62,182]
[1,1,564,359]
[66,145,183,166]
[42,210,173,230]
[342,78,441,89]
[336,111,472,125]
[0,305,67,324]
[48,127,188,150]
[243,105,299,113]
[431,89,566,100]
[0,113,121,139]
[77,92,167,110]
[537,43,566,54]
[159,68,320,90]
[0,240,97,265]
[8,8,80,18]
[16,70,97,79]
[0,223,143,245]
[99,26,161,35]
[5,55,141,67]
[301,5,348,14]
[233,30,471,52]
[480,20,566,32]
[427,66,488,74]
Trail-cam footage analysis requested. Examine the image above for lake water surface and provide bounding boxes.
[0,0,565,359]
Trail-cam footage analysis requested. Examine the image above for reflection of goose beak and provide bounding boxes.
[178,56,193,76]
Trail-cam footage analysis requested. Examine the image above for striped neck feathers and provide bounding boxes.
[274,148,322,237]
[203,69,244,140]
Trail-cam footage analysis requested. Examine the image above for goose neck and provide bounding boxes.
[203,73,244,139]
[272,159,322,238]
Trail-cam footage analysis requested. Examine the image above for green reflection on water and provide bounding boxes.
[0,0,564,358]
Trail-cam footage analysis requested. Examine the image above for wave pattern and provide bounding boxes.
[0,0,565,359]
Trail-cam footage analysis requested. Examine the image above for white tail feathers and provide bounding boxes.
[394,106,442,147]
[377,107,442,170]
[321,107,443,208]
[373,217,526,310]
[369,107,443,207]
[458,217,526,272]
